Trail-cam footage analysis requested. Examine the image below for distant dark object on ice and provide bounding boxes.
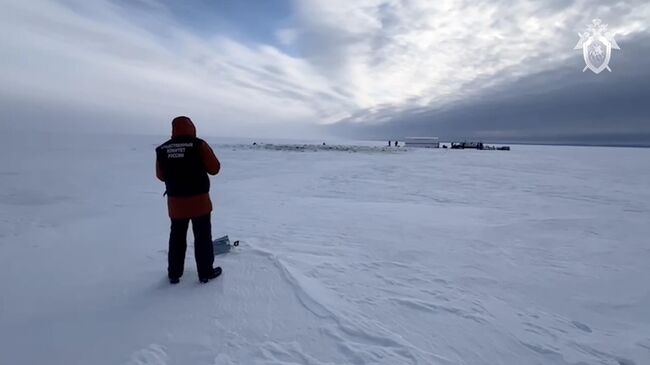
[451,141,483,149]
[451,141,510,151]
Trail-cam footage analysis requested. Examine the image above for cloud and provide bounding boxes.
[1,0,649,141]
[293,0,650,110]
[0,0,346,137]
[276,28,299,46]
[328,33,650,146]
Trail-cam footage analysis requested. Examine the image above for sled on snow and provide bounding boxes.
[212,235,239,256]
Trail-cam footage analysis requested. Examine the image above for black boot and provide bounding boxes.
[199,267,222,283]
[169,277,180,285]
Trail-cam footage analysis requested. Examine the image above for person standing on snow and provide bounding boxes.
[156,116,222,284]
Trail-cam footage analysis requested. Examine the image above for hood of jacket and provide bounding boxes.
[171,116,196,138]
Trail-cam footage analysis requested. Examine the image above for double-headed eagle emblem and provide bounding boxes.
[574,19,620,74]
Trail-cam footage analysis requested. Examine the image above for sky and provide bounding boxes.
[1,0,649,143]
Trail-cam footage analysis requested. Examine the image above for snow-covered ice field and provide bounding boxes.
[1,133,649,365]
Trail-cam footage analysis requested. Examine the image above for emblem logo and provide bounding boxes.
[574,19,620,74]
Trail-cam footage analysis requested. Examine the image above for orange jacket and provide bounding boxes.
[156,116,220,219]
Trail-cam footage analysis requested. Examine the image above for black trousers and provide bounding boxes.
[168,214,214,279]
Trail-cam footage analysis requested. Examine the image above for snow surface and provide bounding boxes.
[1,134,649,365]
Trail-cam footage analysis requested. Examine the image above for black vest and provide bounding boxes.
[156,136,210,197]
